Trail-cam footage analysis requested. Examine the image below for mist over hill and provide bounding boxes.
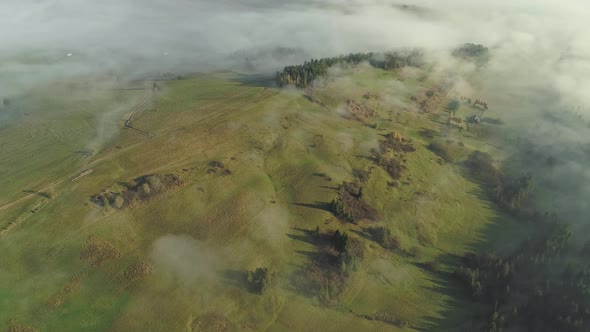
[2,1,590,331]
[3,0,587,221]
[0,1,587,85]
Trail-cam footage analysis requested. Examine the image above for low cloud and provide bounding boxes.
[1,1,589,103]
[3,0,590,226]
[151,234,220,284]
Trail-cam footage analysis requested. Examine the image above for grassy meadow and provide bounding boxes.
[0,66,517,331]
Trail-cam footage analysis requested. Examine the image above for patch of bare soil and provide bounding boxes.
[363,92,381,100]
[191,312,236,332]
[45,272,86,311]
[206,161,233,177]
[80,235,121,266]
[6,320,37,332]
[346,99,376,122]
[379,132,416,153]
[123,261,153,282]
[414,89,446,113]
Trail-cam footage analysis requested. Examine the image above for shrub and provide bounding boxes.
[416,223,438,246]
[112,195,125,209]
[331,230,350,254]
[428,141,467,163]
[452,43,489,58]
[352,169,371,183]
[423,260,440,272]
[377,157,405,180]
[294,229,364,306]
[91,173,184,209]
[332,182,381,223]
[140,183,151,196]
[409,246,423,258]
[122,190,139,205]
[380,135,416,153]
[208,160,224,168]
[246,267,273,294]
[494,175,533,209]
[367,226,400,250]
[447,99,460,111]
[146,175,162,191]
[467,151,501,186]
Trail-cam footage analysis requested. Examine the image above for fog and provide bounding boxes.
[3,1,590,329]
[152,235,221,284]
[1,1,588,98]
[0,0,586,209]
[0,0,587,207]
[0,1,585,116]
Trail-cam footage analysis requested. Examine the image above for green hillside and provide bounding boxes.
[0,62,571,331]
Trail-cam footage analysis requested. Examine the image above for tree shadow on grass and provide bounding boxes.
[418,270,481,331]
[22,190,52,199]
[411,252,475,331]
[319,185,339,191]
[291,201,333,213]
[218,269,263,294]
[74,149,93,158]
[350,229,373,242]
[481,117,504,125]
[287,233,316,246]
[286,227,323,246]
[416,210,514,331]
[352,154,376,162]
[312,172,328,178]
[419,127,439,139]
[294,250,325,261]
[219,269,247,289]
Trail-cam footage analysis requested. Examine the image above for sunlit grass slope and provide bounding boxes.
[0,68,505,331]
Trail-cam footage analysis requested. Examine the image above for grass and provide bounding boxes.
[0,81,148,205]
[0,67,514,331]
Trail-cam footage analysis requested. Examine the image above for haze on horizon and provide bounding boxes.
[1,1,589,226]
[0,1,588,91]
[2,1,590,331]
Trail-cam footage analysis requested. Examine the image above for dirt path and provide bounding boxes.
[0,177,69,212]
[123,92,156,137]
[0,88,157,213]
[0,85,267,214]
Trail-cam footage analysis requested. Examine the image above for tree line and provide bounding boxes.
[453,217,586,332]
[276,51,423,88]
[452,43,489,58]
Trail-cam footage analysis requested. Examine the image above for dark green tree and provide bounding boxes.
[333,230,349,254]
[447,99,460,111]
